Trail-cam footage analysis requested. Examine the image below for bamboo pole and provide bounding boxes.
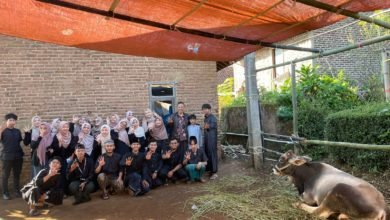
[303,139,390,151]
[256,35,390,72]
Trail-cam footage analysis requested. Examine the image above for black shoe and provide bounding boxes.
[3,193,10,200]
[133,189,141,197]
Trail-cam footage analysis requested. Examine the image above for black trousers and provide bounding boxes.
[159,165,188,183]
[2,158,23,194]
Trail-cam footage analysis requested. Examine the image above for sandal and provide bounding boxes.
[101,193,109,200]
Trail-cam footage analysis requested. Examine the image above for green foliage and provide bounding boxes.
[359,74,386,103]
[228,94,247,107]
[359,11,390,39]
[325,103,390,171]
[218,77,235,108]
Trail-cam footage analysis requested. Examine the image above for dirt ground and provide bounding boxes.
[1,159,388,220]
[0,160,246,220]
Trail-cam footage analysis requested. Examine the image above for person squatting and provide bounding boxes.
[0,102,218,216]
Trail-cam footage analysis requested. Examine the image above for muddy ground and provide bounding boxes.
[0,159,388,220]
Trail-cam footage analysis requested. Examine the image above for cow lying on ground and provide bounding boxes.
[273,150,389,220]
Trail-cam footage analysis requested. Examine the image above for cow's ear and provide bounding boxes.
[288,156,309,166]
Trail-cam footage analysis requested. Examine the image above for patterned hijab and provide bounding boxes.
[56,121,72,149]
[117,119,130,146]
[79,123,94,156]
[96,125,112,154]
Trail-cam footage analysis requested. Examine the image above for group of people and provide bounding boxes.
[0,102,218,216]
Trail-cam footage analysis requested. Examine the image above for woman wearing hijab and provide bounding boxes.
[128,118,146,152]
[107,114,120,130]
[141,109,156,132]
[51,118,61,138]
[23,116,41,148]
[149,114,168,154]
[91,116,103,138]
[51,121,79,196]
[95,125,112,157]
[125,111,134,131]
[111,119,130,156]
[78,123,98,161]
[29,122,53,177]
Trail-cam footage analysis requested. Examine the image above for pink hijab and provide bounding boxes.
[37,122,53,166]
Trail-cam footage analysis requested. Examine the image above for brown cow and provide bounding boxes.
[273,150,389,220]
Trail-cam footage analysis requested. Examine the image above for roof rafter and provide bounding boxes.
[172,0,208,26]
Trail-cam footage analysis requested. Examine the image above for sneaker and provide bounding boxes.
[29,209,40,217]
[3,193,10,200]
[199,178,207,183]
[209,174,218,180]
[101,193,109,200]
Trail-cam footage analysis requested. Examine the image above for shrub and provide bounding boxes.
[325,103,390,171]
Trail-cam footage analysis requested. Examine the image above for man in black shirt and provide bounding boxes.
[121,139,149,197]
[67,144,95,205]
[0,113,24,200]
[95,140,123,200]
[143,139,163,189]
[160,138,188,184]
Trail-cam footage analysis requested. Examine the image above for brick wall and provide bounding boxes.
[312,17,387,82]
[0,34,218,190]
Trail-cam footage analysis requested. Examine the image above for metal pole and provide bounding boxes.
[256,35,390,73]
[244,52,263,169]
[290,63,299,154]
[303,139,390,151]
[295,0,390,30]
[382,50,390,101]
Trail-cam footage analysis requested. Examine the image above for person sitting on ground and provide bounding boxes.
[160,138,188,184]
[143,139,163,189]
[183,136,208,183]
[67,144,95,205]
[21,156,62,216]
[120,139,149,197]
[0,113,24,200]
[95,139,123,200]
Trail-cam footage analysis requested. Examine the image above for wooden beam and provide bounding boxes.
[172,0,208,26]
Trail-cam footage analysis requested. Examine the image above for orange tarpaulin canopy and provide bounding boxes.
[0,0,389,61]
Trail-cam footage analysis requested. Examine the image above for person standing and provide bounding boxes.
[29,122,53,177]
[168,102,189,155]
[0,113,24,200]
[202,104,218,180]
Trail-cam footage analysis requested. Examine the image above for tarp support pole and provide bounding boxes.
[244,52,263,169]
[290,63,299,154]
[295,0,390,30]
[382,49,390,102]
[256,35,390,73]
